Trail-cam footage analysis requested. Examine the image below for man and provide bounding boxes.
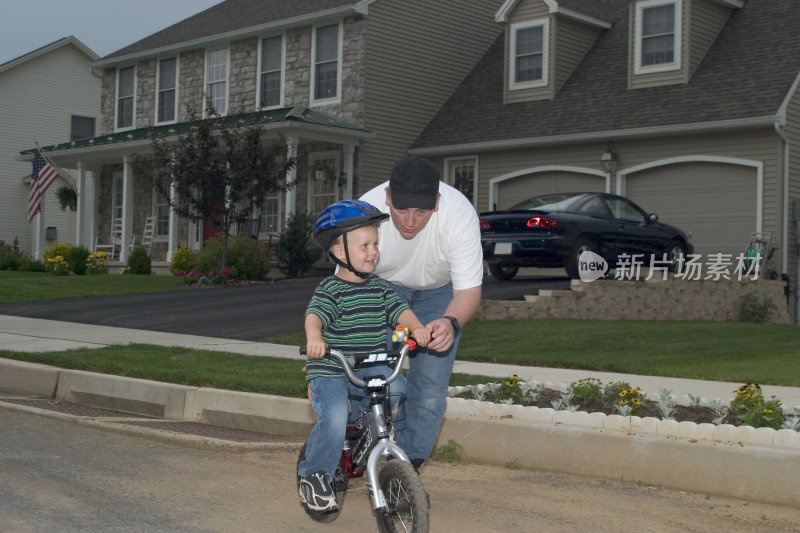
[360,156,483,470]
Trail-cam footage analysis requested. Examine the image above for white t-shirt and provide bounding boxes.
[360,180,484,291]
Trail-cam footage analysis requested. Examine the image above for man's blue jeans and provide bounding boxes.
[298,365,406,480]
[389,282,459,462]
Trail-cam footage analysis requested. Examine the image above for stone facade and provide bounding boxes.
[476,277,792,324]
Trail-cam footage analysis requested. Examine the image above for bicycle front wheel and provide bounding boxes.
[375,460,429,533]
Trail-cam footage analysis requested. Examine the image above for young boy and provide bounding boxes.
[298,200,430,513]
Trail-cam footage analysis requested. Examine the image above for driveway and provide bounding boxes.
[0,269,569,340]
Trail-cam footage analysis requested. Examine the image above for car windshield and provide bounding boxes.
[510,193,581,212]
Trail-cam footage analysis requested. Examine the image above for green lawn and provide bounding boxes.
[0,270,189,303]
[2,270,799,389]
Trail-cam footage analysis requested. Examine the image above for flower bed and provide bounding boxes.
[448,376,800,431]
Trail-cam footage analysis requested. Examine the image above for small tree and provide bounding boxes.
[138,106,296,267]
[275,212,322,278]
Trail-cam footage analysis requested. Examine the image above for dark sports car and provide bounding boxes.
[480,192,693,280]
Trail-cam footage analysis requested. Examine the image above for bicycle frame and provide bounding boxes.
[320,344,412,511]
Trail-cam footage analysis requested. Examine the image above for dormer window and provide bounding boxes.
[509,19,549,90]
[635,0,682,74]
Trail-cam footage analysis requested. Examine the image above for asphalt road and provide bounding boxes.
[0,269,570,340]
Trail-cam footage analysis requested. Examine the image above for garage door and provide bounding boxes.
[625,162,757,258]
[496,171,605,210]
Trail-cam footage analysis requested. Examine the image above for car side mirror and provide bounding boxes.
[648,213,659,223]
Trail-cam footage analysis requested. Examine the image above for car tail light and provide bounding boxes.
[479,219,492,230]
[527,216,557,228]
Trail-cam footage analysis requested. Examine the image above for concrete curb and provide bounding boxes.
[2,357,798,507]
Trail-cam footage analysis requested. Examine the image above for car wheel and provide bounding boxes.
[565,238,598,279]
[488,263,519,281]
[666,240,688,272]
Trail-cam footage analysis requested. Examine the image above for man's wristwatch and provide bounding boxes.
[443,315,461,333]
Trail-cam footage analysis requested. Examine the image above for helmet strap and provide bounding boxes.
[330,233,369,279]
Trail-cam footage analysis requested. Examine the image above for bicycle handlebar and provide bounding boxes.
[299,344,411,389]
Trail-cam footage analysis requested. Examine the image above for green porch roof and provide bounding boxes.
[21,106,370,156]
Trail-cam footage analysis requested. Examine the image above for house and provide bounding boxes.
[409,0,800,317]
[1,37,101,260]
[20,0,504,265]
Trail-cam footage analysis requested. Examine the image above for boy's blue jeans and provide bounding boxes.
[298,365,406,480]
[388,282,460,463]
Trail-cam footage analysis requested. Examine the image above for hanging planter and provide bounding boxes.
[56,185,77,212]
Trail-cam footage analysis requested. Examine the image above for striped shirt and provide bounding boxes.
[305,274,408,380]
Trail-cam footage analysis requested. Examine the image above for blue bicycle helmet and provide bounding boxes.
[314,200,389,278]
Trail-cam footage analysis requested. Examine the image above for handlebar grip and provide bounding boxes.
[299,347,330,356]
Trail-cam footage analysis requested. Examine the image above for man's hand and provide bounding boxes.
[427,317,456,352]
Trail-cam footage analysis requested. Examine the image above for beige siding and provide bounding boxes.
[553,17,602,94]
[358,0,504,195]
[0,43,101,257]
[783,76,800,298]
[688,0,731,77]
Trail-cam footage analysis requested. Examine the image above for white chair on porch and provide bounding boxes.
[95,218,122,260]
[141,216,154,256]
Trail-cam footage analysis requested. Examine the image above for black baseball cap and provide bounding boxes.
[389,156,440,209]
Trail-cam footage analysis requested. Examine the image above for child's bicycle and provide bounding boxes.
[297,340,430,533]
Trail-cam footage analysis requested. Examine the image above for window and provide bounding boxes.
[156,57,177,123]
[312,24,340,102]
[509,20,548,90]
[206,48,228,115]
[447,157,476,206]
[309,153,339,214]
[116,66,135,129]
[153,189,170,237]
[635,0,681,73]
[70,115,95,141]
[259,35,283,109]
[260,194,280,235]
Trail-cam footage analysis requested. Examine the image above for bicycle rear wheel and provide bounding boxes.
[296,444,345,523]
[376,459,429,533]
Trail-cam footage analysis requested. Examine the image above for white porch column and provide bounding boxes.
[343,143,355,200]
[119,155,133,264]
[75,161,86,247]
[33,208,45,261]
[167,180,178,262]
[284,136,298,221]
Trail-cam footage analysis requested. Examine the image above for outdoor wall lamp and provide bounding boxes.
[600,148,617,175]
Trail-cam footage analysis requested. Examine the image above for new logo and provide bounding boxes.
[578,251,608,282]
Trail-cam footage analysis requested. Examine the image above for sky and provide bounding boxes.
[0,0,223,66]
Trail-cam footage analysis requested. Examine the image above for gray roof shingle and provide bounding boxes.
[104,0,359,59]
[412,0,800,150]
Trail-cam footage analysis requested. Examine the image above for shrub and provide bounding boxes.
[0,239,27,270]
[222,235,270,280]
[170,246,197,276]
[730,383,785,429]
[739,293,776,323]
[44,243,73,275]
[275,212,322,278]
[569,377,603,405]
[86,251,109,274]
[127,246,152,275]
[195,235,270,281]
[66,245,90,275]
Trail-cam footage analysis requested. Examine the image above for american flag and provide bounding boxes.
[27,150,60,222]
